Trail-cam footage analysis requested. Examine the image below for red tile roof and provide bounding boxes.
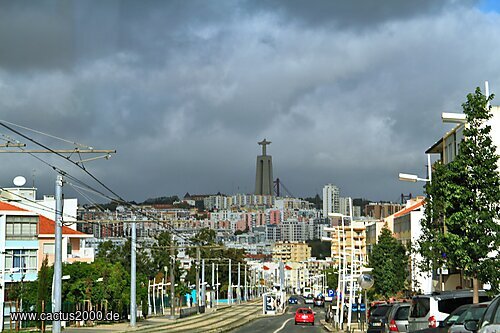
[394,200,425,218]
[0,201,90,237]
[38,215,89,236]
[0,202,27,211]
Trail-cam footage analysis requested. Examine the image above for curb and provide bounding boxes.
[320,319,335,332]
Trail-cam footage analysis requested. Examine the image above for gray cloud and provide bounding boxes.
[0,1,499,204]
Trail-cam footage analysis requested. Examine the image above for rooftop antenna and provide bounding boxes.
[32,169,36,188]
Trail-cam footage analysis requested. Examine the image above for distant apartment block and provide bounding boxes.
[353,206,361,218]
[272,241,311,263]
[322,184,340,218]
[280,219,309,242]
[365,202,405,219]
[329,221,367,267]
[204,194,275,210]
[365,219,386,255]
[339,197,352,216]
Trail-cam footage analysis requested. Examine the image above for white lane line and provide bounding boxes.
[273,317,294,333]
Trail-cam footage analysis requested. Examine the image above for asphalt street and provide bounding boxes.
[231,296,328,333]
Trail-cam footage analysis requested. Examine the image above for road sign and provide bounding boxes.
[328,289,335,297]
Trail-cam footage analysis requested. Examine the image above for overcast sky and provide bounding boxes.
[1,0,499,204]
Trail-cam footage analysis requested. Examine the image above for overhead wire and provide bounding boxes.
[0,120,195,244]
[0,120,124,203]
[0,119,92,149]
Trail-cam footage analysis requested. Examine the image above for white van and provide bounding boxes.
[408,290,491,332]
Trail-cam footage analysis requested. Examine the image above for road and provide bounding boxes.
[231,296,328,333]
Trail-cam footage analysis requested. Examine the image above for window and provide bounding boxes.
[5,216,38,239]
[438,298,471,314]
[372,305,391,316]
[481,297,500,328]
[395,306,410,320]
[493,301,500,324]
[410,297,430,318]
[456,306,488,324]
[43,243,55,254]
[4,249,37,273]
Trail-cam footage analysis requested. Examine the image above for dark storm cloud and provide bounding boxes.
[0,0,499,203]
[243,0,479,29]
[0,1,75,70]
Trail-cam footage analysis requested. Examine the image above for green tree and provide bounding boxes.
[369,227,409,299]
[324,267,338,290]
[421,88,500,302]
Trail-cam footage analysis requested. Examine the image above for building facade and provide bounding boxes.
[322,184,340,218]
[272,241,311,263]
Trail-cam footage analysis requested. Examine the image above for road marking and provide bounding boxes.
[273,317,294,333]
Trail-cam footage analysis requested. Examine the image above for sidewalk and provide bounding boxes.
[320,319,365,333]
[63,299,261,333]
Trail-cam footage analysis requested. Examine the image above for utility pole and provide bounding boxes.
[196,247,200,313]
[216,263,219,307]
[52,174,63,333]
[279,260,285,293]
[211,262,215,308]
[237,262,241,304]
[130,215,136,327]
[170,236,175,318]
[244,265,247,302]
[228,259,232,305]
[202,259,206,308]
[0,135,116,333]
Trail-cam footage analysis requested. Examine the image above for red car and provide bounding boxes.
[295,307,315,326]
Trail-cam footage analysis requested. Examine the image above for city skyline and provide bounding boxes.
[2,1,500,204]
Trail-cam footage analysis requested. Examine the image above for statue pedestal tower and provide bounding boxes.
[255,139,274,195]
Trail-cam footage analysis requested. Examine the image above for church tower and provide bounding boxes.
[255,139,274,195]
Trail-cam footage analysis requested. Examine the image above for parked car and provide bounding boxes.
[288,296,299,304]
[369,302,388,321]
[368,304,394,333]
[411,305,471,333]
[387,303,411,333]
[449,303,490,333]
[464,295,500,333]
[408,290,491,332]
[304,294,314,304]
[295,307,315,326]
[314,296,325,307]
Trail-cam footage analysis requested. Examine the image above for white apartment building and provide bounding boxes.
[322,184,340,218]
[339,197,352,217]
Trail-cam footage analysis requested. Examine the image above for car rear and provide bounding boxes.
[388,304,410,333]
[304,294,314,304]
[368,304,393,333]
[295,307,315,326]
[408,292,491,332]
[313,296,325,307]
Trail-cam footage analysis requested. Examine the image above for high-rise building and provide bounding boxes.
[322,184,340,218]
[255,139,274,196]
[339,197,352,216]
